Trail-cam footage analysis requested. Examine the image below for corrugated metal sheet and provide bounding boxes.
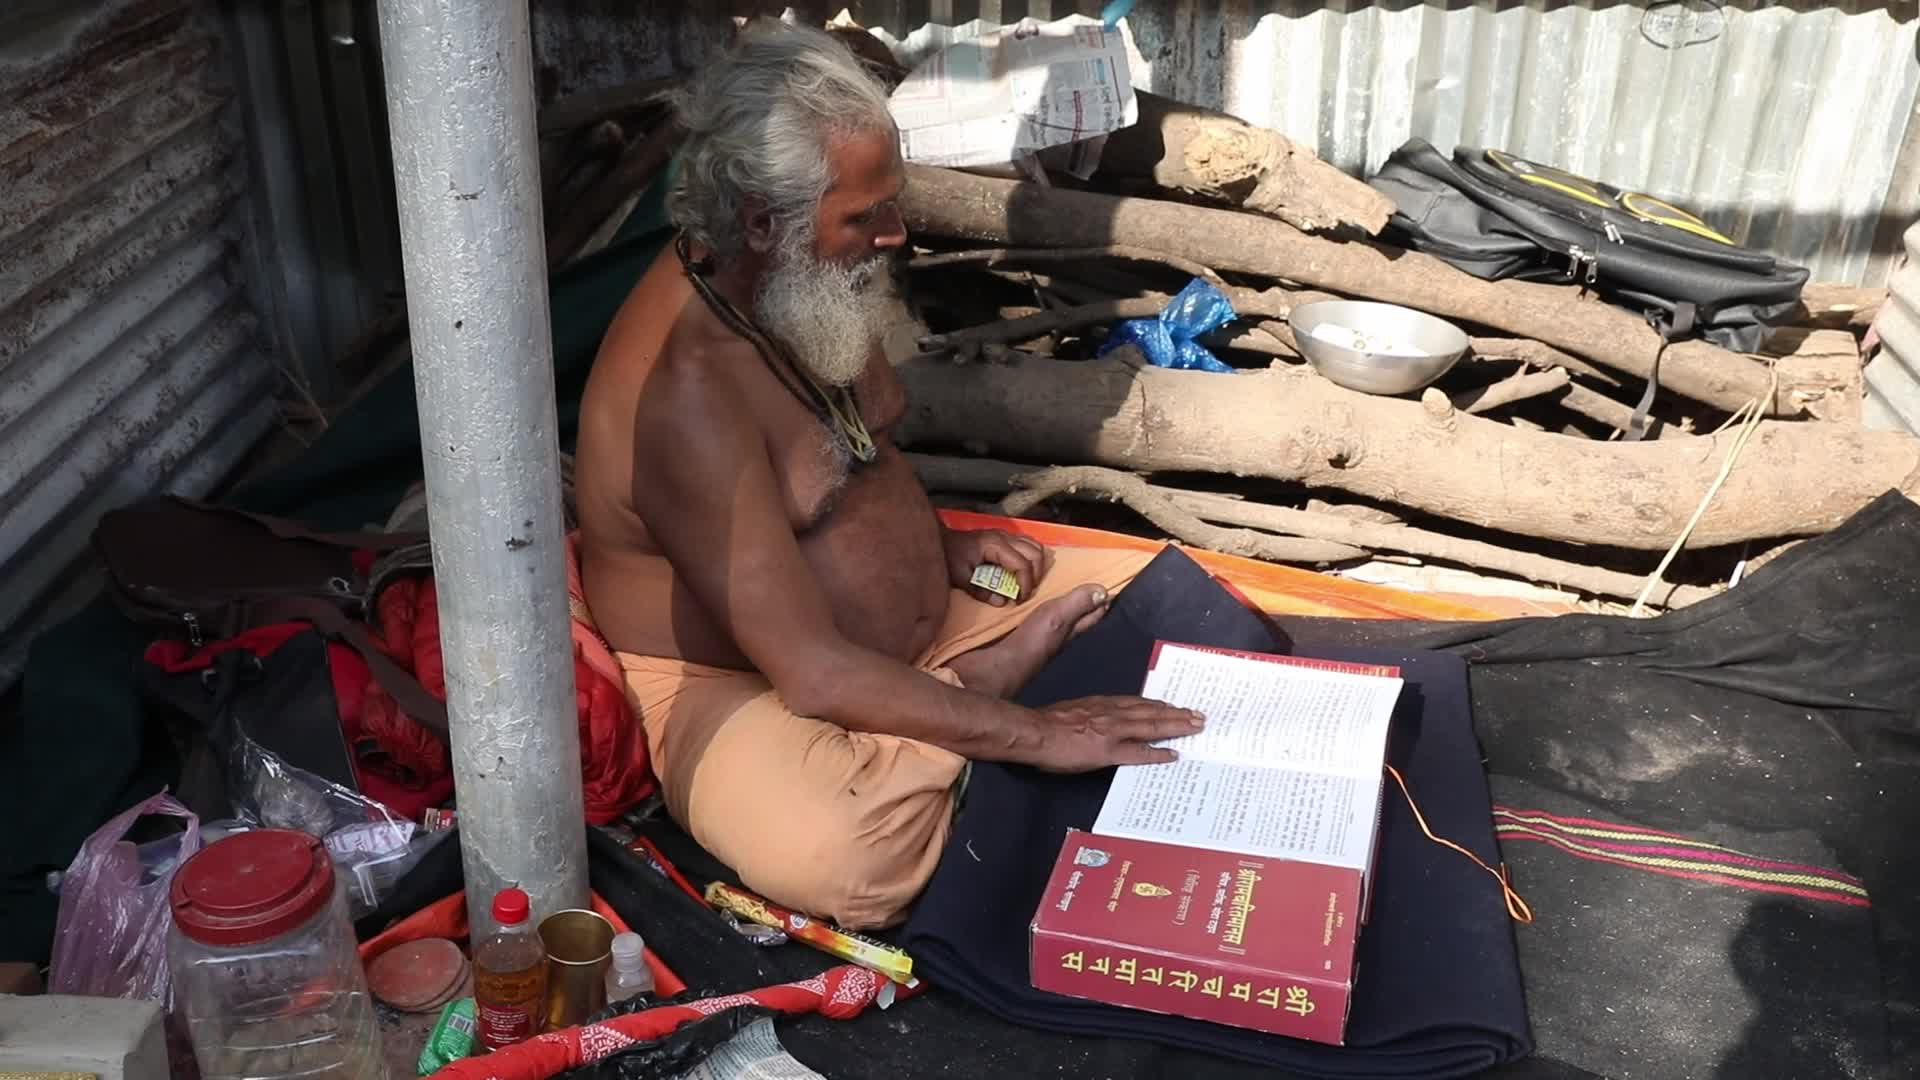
[847,0,1919,285]
[1867,221,1920,432]
[222,0,405,402]
[0,0,279,688]
[528,0,729,104]
[232,0,727,396]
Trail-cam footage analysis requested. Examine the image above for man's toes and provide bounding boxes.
[1068,587,1111,636]
[1040,584,1109,640]
[1070,604,1108,637]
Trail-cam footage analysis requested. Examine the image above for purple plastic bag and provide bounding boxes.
[49,791,202,1007]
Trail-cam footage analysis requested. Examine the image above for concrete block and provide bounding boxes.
[0,994,168,1080]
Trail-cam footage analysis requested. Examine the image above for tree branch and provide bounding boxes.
[547,121,683,268]
[1453,369,1571,414]
[909,246,1223,284]
[918,287,1308,353]
[911,454,1715,607]
[1469,336,1618,385]
[993,469,1367,566]
[896,352,1920,549]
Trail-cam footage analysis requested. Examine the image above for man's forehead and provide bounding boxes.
[825,129,905,190]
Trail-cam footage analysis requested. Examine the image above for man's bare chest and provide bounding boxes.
[759,357,909,531]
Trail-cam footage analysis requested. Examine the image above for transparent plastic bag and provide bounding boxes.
[49,791,202,1005]
[230,736,443,918]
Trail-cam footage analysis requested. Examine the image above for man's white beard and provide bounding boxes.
[754,228,892,388]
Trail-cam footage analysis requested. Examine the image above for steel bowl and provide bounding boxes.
[1288,300,1469,396]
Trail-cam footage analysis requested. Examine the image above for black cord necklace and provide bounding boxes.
[675,232,878,466]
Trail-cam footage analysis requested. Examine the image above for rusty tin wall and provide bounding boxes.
[228,0,729,394]
[0,0,279,687]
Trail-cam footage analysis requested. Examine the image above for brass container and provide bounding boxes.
[538,908,615,1030]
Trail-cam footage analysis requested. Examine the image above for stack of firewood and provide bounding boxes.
[886,91,1903,611]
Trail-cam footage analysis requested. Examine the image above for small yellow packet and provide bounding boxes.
[969,563,1021,601]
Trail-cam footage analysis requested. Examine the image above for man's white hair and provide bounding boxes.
[666,20,896,265]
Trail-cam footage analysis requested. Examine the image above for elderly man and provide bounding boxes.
[575,21,1200,929]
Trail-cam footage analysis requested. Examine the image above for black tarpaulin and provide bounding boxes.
[900,547,1532,1077]
[1267,490,1920,1079]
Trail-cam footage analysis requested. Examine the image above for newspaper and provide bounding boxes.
[878,14,1137,177]
[678,1017,824,1080]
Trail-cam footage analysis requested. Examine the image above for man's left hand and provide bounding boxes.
[944,527,1053,607]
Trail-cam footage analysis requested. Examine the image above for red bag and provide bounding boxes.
[368,575,653,823]
[109,498,654,826]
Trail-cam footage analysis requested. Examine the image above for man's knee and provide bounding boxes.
[744,779,956,930]
[678,707,964,928]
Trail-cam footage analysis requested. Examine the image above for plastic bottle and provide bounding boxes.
[472,888,548,1050]
[604,932,654,1005]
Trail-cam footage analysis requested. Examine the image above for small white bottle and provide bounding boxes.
[605,932,655,1006]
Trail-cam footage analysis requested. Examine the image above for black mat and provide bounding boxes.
[901,547,1531,1077]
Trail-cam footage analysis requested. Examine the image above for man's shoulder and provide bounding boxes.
[599,259,747,395]
[651,315,763,400]
[627,313,765,447]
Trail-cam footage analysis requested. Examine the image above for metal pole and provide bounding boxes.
[373,0,587,937]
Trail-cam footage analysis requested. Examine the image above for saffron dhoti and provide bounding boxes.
[588,544,1152,929]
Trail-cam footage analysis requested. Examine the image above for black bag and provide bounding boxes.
[1369,139,1808,354]
[91,496,448,735]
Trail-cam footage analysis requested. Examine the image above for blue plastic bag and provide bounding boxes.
[1098,277,1239,373]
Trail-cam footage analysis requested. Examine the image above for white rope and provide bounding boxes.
[1629,360,1780,617]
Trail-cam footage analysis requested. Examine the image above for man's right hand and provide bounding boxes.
[1022,696,1205,772]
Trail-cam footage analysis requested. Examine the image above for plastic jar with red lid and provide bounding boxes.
[167,828,384,1078]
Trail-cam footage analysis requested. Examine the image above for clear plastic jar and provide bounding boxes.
[168,829,384,1078]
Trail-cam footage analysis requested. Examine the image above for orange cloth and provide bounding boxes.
[935,511,1499,622]
[607,546,1154,930]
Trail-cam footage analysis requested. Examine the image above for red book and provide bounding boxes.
[1029,641,1404,1044]
[1031,830,1361,1043]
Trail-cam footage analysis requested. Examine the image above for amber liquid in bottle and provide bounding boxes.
[473,895,548,1051]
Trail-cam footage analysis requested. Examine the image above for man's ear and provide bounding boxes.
[741,196,775,254]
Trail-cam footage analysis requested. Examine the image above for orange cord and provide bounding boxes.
[1385,764,1534,924]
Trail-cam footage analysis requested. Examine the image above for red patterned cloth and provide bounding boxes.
[426,965,896,1079]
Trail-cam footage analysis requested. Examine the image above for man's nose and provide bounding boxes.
[873,205,908,250]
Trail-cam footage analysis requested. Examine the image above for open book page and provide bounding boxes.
[1090,643,1403,870]
[1094,758,1380,868]
[1141,645,1403,772]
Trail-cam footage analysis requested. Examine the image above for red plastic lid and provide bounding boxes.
[492,887,531,926]
[170,829,336,947]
